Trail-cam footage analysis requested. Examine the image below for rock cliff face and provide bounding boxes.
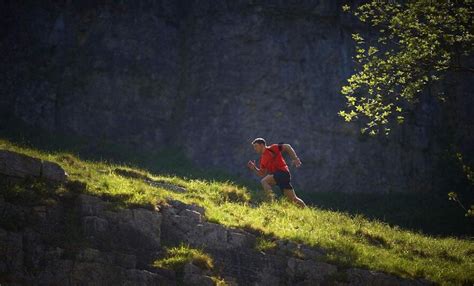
[1,0,473,194]
[1,193,435,285]
[0,151,434,285]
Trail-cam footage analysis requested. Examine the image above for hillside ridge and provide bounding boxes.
[0,149,435,285]
[0,143,472,285]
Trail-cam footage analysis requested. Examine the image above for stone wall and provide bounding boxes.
[0,192,435,285]
[1,0,473,194]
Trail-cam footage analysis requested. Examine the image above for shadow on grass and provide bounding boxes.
[238,223,361,269]
[300,191,474,238]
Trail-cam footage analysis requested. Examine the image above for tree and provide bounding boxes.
[338,0,473,136]
[339,0,474,216]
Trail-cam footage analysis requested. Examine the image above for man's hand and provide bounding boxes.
[247,160,257,170]
[292,157,302,168]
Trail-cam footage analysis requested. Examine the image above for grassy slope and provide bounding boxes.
[0,138,473,286]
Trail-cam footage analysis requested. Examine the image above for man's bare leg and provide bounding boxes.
[283,188,306,208]
[261,175,276,202]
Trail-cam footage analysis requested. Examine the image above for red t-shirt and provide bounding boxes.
[260,144,290,174]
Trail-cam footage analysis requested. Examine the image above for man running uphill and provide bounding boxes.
[247,138,307,208]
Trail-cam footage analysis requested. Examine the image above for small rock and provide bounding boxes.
[41,161,68,182]
[227,231,256,249]
[198,222,228,248]
[299,245,326,260]
[0,150,42,178]
[180,209,202,224]
[170,214,197,233]
[0,150,68,182]
[187,204,206,216]
[168,199,187,210]
[287,257,337,282]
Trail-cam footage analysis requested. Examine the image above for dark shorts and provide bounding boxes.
[272,170,293,190]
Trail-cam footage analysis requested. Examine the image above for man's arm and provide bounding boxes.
[281,144,302,167]
[247,160,268,177]
[255,167,268,177]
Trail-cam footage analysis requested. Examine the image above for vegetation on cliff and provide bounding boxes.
[1,138,473,285]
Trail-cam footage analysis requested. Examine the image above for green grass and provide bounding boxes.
[1,138,473,285]
[0,117,257,186]
[153,244,228,285]
[3,118,471,237]
[153,243,214,271]
[255,236,278,252]
[300,191,474,238]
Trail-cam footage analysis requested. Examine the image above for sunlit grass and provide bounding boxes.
[152,244,229,285]
[153,243,214,271]
[255,236,278,252]
[0,138,473,286]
